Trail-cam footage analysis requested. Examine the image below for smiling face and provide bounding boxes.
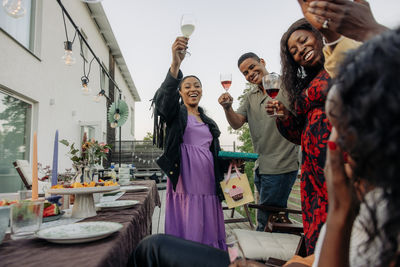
[239,57,268,86]
[287,29,323,68]
[179,76,202,108]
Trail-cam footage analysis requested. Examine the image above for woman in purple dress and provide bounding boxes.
[153,37,229,250]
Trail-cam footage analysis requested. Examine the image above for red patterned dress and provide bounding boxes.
[276,70,331,255]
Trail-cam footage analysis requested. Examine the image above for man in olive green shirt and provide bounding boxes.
[218,52,299,231]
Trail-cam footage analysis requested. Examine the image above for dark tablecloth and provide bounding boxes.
[0,180,161,267]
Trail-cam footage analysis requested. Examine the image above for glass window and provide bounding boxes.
[0,0,34,50]
[81,125,95,141]
[0,90,32,193]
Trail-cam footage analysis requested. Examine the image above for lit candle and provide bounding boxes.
[51,130,58,186]
[32,132,38,200]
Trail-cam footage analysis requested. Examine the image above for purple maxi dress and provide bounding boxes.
[165,115,227,250]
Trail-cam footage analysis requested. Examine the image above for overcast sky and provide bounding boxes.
[102,0,400,149]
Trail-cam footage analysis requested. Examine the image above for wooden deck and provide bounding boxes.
[152,178,302,235]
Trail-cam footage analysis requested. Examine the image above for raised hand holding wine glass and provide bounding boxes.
[180,14,196,56]
[262,72,283,117]
[219,73,232,105]
[170,37,188,78]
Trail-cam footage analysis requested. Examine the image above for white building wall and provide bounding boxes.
[0,0,137,173]
[114,67,136,141]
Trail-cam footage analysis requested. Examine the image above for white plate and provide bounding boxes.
[95,200,139,210]
[120,185,148,192]
[35,221,123,244]
[47,185,120,195]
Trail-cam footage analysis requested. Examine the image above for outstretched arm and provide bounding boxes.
[218,93,247,130]
[169,37,188,78]
[155,37,188,123]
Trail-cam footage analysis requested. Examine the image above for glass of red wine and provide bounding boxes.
[262,72,282,117]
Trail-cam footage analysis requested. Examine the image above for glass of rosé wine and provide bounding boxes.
[220,73,232,104]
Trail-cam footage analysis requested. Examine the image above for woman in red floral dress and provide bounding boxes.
[267,18,331,255]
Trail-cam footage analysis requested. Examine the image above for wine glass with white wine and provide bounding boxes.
[180,14,196,56]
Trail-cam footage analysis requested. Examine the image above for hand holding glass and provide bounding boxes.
[220,73,232,104]
[180,14,196,56]
[262,73,282,117]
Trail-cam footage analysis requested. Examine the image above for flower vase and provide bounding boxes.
[83,166,91,183]
[89,165,98,183]
[72,164,83,183]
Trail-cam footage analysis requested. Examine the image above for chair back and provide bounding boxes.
[13,160,32,189]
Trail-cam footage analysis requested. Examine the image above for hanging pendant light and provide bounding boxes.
[81,76,91,96]
[62,41,76,66]
[107,100,129,128]
[2,0,26,18]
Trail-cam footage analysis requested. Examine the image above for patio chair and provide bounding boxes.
[231,204,306,266]
[223,204,254,230]
[13,160,50,195]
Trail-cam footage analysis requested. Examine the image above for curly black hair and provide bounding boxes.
[333,27,400,266]
[280,18,324,110]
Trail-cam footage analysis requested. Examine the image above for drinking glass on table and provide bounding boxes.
[10,200,43,240]
[180,13,196,56]
[262,72,282,117]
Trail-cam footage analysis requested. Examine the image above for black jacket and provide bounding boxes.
[155,69,228,201]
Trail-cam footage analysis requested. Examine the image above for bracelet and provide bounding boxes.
[323,35,344,46]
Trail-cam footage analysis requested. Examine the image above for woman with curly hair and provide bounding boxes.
[320,27,400,267]
[266,18,331,254]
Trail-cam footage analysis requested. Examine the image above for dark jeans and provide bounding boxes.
[254,169,298,231]
[134,234,230,267]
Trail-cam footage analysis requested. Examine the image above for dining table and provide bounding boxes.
[0,180,161,267]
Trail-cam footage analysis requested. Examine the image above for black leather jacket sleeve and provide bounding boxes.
[155,69,183,125]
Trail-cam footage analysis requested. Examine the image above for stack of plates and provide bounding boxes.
[118,167,131,185]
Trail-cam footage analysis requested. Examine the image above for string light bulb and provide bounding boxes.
[81,76,91,96]
[93,89,105,103]
[2,0,26,18]
[113,109,121,120]
[110,120,118,128]
[62,41,76,66]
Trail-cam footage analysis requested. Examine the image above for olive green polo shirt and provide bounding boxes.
[236,87,299,175]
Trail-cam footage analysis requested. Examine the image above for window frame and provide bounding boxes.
[0,0,40,58]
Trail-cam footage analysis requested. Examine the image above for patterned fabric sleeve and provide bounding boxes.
[276,112,306,145]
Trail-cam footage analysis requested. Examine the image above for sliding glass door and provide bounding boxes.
[0,91,32,193]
